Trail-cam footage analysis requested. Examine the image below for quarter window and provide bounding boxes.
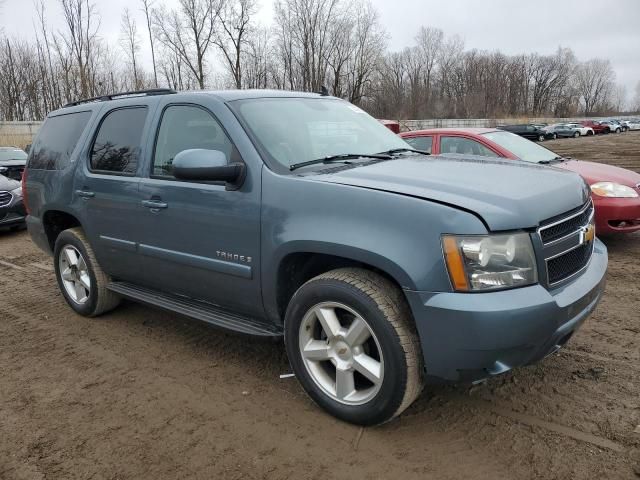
[90,107,148,174]
[29,111,91,170]
[440,137,498,157]
[153,105,234,178]
[404,136,433,154]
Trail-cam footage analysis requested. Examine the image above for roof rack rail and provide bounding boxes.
[63,88,177,108]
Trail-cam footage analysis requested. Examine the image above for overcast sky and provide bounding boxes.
[2,0,639,99]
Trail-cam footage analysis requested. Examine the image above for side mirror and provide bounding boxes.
[172,149,245,188]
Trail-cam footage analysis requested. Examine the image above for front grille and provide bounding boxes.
[547,243,592,284]
[538,200,594,286]
[540,202,593,243]
[0,191,12,207]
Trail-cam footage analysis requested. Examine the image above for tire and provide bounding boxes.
[284,268,424,425]
[54,227,121,317]
[573,131,579,138]
[552,133,557,140]
[538,134,545,142]
[615,128,621,134]
[587,130,593,136]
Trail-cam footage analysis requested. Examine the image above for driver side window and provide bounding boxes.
[153,104,236,178]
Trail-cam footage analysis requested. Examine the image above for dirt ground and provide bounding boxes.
[1,134,639,480]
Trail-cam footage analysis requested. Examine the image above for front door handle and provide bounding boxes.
[76,189,95,199]
[141,200,168,210]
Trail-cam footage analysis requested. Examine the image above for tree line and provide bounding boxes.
[0,0,637,122]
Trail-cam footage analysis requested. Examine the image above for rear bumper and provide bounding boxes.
[404,239,608,384]
[593,196,640,234]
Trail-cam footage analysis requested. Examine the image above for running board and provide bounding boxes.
[107,282,282,337]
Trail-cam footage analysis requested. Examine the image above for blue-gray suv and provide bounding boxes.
[25,89,608,425]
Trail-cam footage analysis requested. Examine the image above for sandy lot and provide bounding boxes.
[1,133,639,480]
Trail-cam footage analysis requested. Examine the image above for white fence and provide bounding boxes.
[0,121,42,148]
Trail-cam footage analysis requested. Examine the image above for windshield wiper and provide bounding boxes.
[289,153,392,171]
[378,147,430,156]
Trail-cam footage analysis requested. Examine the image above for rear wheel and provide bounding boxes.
[538,134,545,142]
[615,128,621,134]
[54,227,121,317]
[285,268,424,425]
[573,131,580,138]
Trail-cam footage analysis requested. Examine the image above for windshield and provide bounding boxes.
[232,97,409,171]
[482,131,559,163]
[0,149,27,162]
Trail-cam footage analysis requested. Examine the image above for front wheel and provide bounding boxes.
[573,131,580,138]
[538,134,545,142]
[615,128,621,134]
[54,227,121,317]
[285,268,424,425]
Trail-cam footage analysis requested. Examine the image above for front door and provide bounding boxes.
[135,103,263,317]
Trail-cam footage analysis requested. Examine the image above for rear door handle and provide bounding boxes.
[76,189,95,199]
[141,200,168,209]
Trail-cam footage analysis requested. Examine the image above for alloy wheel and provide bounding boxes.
[298,302,384,405]
[59,245,91,304]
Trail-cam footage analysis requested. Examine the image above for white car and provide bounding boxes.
[621,119,640,131]
[566,123,594,136]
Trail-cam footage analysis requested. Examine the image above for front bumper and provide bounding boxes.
[593,196,640,234]
[0,196,26,228]
[404,239,608,384]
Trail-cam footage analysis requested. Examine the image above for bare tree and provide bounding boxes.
[120,8,141,89]
[59,0,101,98]
[215,0,256,88]
[153,0,220,89]
[140,0,158,87]
[575,58,615,115]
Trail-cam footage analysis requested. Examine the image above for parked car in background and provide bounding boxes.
[24,88,608,425]
[566,123,595,136]
[496,124,552,141]
[580,120,610,134]
[0,173,26,230]
[543,124,581,138]
[401,128,640,235]
[607,119,630,132]
[0,147,28,181]
[378,119,400,134]
[625,119,640,131]
[600,120,623,134]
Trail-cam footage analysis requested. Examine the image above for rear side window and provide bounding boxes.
[28,111,91,170]
[440,137,498,157]
[90,107,148,174]
[404,136,432,153]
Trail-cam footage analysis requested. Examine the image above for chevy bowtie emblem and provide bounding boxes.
[579,224,595,245]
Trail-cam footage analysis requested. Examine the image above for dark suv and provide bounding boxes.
[497,124,552,141]
[25,89,607,425]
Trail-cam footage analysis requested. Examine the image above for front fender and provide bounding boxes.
[260,169,488,320]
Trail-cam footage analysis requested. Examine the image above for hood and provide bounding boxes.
[557,160,640,187]
[310,155,590,231]
[0,159,27,167]
[0,174,20,191]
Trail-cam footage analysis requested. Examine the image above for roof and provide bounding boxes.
[400,127,499,136]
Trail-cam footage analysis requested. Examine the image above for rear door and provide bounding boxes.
[75,103,155,281]
[134,99,263,317]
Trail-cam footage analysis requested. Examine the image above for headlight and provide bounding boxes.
[442,233,538,292]
[590,182,638,198]
[11,186,22,198]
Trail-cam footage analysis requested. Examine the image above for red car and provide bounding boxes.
[400,128,640,235]
[580,120,611,135]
